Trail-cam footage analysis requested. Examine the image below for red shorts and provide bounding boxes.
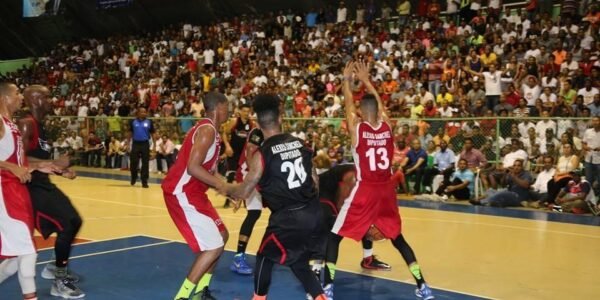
[164,191,226,252]
[0,181,35,258]
[332,181,401,241]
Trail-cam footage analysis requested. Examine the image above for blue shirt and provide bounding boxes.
[588,103,600,117]
[407,148,428,169]
[306,12,318,27]
[452,169,475,194]
[506,171,533,201]
[130,118,154,142]
[434,149,455,171]
[179,116,194,134]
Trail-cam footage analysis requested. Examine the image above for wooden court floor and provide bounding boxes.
[46,172,600,300]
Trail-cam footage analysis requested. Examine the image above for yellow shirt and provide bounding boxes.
[397,2,411,15]
[411,105,424,119]
[436,93,454,105]
[480,53,497,66]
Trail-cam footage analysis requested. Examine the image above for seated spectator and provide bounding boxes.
[486,138,528,190]
[436,158,474,201]
[470,159,533,207]
[458,137,487,169]
[401,139,428,194]
[156,133,176,174]
[106,135,123,169]
[555,170,597,214]
[84,131,103,167]
[421,140,455,194]
[527,155,556,206]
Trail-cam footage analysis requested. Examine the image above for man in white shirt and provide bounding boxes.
[536,111,557,140]
[156,134,175,174]
[578,79,599,106]
[531,155,556,203]
[203,48,215,66]
[522,76,541,106]
[560,53,579,76]
[583,117,600,194]
[337,2,347,23]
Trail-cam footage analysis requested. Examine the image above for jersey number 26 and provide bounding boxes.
[281,157,307,189]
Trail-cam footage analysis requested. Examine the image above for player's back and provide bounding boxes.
[318,164,355,201]
[258,133,317,211]
[353,121,394,183]
[162,119,220,195]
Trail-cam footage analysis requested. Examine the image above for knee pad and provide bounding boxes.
[17,253,37,295]
[0,258,19,282]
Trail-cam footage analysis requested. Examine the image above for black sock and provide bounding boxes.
[324,233,343,285]
[392,234,426,288]
[237,240,248,254]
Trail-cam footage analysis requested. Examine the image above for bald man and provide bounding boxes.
[18,85,85,299]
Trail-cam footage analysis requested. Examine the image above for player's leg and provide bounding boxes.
[36,188,85,299]
[252,255,275,299]
[189,229,228,300]
[175,245,224,300]
[290,259,327,300]
[231,196,261,275]
[0,258,18,283]
[391,234,434,300]
[309,200,337,280]
[323,232,343,297]
[359,237,391,270]
[17,253,37,300]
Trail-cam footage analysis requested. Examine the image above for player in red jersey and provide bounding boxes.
[161,92,230,300]
[0,82,61,300]
[323,62,435,300]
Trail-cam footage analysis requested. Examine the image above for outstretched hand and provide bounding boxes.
[342,61,355,79]
[353,60,371,82]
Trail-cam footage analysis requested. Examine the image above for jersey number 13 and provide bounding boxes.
[365,148,389,171]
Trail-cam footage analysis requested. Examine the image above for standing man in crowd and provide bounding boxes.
[18,85,85,299]
[130,107,154,188]
[583,116,600,195]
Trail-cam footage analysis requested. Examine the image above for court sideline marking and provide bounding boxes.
[71,194,600,239]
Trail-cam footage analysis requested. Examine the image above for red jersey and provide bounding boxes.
[162,119,221,195]
[353,121,394,183]
[0,117,27,182]
[235,128,263,183]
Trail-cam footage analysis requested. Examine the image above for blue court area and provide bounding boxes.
[1,236,484,300]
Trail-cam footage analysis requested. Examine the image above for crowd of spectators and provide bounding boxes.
[2,0,600,214]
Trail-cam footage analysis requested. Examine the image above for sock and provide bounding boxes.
[324,262,336,285]
[55,267,67,279]
[310,260,323,277]
[362,248,373,259]
[237,240,248,254]
[409,263,425,288]
[195,273,212,293]
[174,278,196,300]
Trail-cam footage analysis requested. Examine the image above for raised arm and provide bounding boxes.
[342,61,359,147]
[354,60,389,123]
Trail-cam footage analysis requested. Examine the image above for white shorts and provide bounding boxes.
[245,189,263,211]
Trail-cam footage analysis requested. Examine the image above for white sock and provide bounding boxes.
[363,248,373,258]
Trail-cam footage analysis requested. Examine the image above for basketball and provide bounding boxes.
[366,225,386,242]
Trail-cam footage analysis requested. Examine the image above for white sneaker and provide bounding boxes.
[50,278,85,299]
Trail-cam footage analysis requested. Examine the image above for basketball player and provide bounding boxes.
[222,103,254,207]
[310,163,391,278]
[18,85,85,299]
[221,94,327,300]
[323,62,435,300]
[230,127,264,275]
[0,83,61,300]
[161,92,230,300]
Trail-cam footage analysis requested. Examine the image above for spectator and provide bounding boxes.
[402,139,428,194]
[555,170,597,214]
[84,131,103,167]
[156,133,175,174]
[422,141,455,194]
[458,137,487,169]
[583,116,600,195]
[436,158,474,200]
[471,159,532,207]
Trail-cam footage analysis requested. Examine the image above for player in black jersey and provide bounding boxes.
[221,94,326,300]
[310,162,391,279]
[222,103,254,207]
[18,85,85,299]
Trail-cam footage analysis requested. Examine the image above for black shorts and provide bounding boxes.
[309,199,338,260]
[258,201,322,266]
[28,181,80,238]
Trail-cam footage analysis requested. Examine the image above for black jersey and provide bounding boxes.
[230,117,253,158]
[258,133,317,212]
[318,164,356,202]
[24,115,52,183]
